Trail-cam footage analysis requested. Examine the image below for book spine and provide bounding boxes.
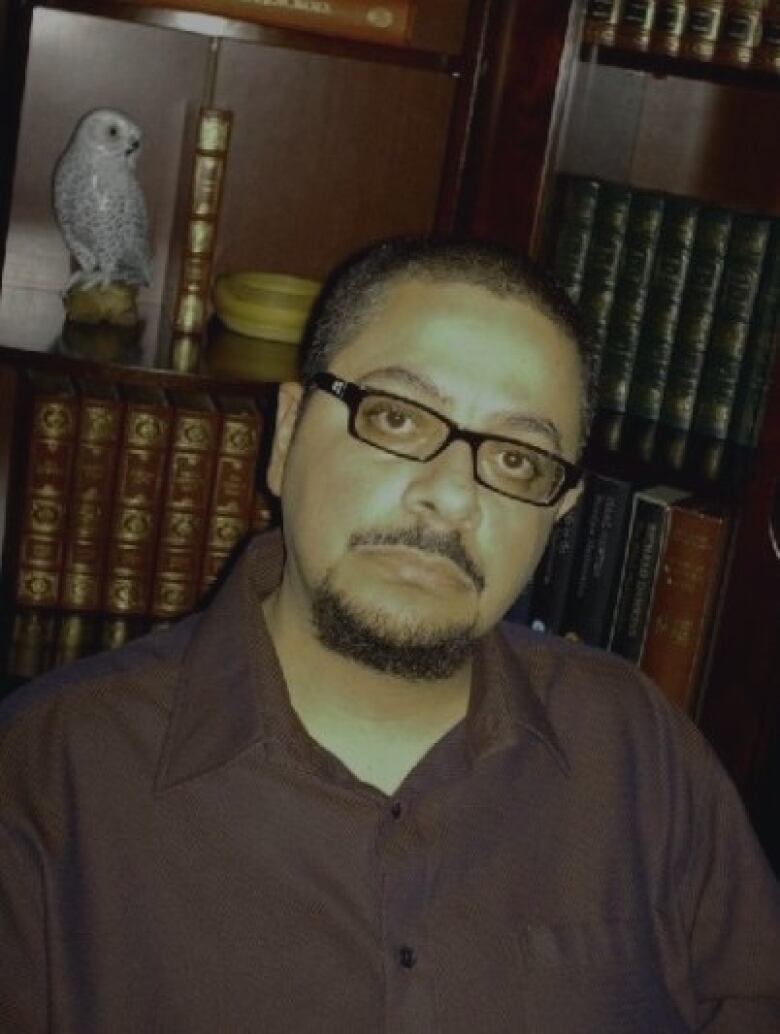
[576,183,634,376]
[659,208,733,431]
[527,501,586,635]
[608,489,688,660]
[681,0,726,60]
[103,388,172,616]
[728,221,780,446]
[640,502,730,712]
[583,0,624,45]
[54,613,96,668]
[173,108,233,335]
[692,214,771,439]
[7,611,56,680]
[626,197,700,421]
[200,397,263,594]
[598,191,666,412]
[15,375,79,609]
[118,0,414,46]
[560,474,634,648]
[754,1,780,71]
[60,381,124,611]
[715,0,764,66]
[550,177,602,303]
[151,394,219,618]
[616,0,658,49]
[651,0,689,54]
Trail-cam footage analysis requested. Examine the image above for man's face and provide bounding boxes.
[267,278,584,679]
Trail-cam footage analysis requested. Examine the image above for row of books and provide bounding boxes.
[507,475,730,715]
[585,0,780,71]
[550,175,780,446]
[6,370,273,624]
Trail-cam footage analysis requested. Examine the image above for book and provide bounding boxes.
[715,0,764,66]
[103,385,172,616]
[608,485,690,661]
[626,196,700,421]
[151,391,219,619]
[550,177,602,303]
[14,373,79,609]
[651,0,689,54]
[598,190,666,412]
[576,182,634,375]
[53,613,96,668]
[640,497,731,713]
[527,499,586,635]
[583,0,624,45]
[754,1,780,71]
[173,107,233,336]
[61,379,124,611]
[659,207,733,431]
[199,393,263,595]
[615,0,658,49]
[681,1,726,59]
[117,0,415,46]
[6,611,56,680]
[692,213,771,439]
[728,221,780,447]
[560,474,634,648]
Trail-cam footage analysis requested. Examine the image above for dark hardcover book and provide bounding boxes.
[577,182,634,375]
[659,207,733,431]
[103,385,172,616]
[560,474,634,648]
[61,379,124,611]
[527,500,586,635]
[728,221,780,447]
[14,372,79,609]
[200,394,263,594]
[583,0,623,45]
[616,0,657,50]
[692,213,771,439]
[608,485,690,661]
[754,1,780,72]
[151,391,220,619]
[598,190,666,412]
[651,0,688,54]
[640,497,731,714]
[715,0,763,67]
[550,176,602,303]
[6,611,56,680]
[626,196,701,421]
[681,1,726,60]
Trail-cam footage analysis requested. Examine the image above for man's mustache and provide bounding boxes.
[348,527,485,592]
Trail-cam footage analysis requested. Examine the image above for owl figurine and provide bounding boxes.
[53,108,152,296]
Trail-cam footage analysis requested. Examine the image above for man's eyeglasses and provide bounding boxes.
[308,372,582,507]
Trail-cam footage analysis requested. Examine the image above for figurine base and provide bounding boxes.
[63,282,140,327]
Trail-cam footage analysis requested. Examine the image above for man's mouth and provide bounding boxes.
[353,544,479,593]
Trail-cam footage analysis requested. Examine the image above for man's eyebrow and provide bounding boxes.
[358,365,563,452]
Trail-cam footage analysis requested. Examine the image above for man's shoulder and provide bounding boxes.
[0,615,198,766]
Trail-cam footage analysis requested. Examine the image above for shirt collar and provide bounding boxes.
[155,529,569,792]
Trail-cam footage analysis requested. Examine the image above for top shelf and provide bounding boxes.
[582,42,780,93]
[32,0,466,71]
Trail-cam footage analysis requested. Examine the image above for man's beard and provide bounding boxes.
[310,577,478,681]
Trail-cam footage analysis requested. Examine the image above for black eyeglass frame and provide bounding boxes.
[308,371,583,507]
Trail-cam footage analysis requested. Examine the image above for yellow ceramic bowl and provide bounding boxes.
[213,271,320,343]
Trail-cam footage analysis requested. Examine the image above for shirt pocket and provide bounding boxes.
[516,916,691,1034]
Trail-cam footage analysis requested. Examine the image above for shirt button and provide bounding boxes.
[390,801,402,819]
[399,946,417,969]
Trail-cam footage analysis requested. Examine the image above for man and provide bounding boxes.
[1,238,779,1032]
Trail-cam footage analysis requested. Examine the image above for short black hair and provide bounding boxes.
[299,236,597,448]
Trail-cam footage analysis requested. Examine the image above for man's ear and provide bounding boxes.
[266,381,305,498]
[554,477,585,522]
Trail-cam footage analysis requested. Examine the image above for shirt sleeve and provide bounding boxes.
[0,818,48,1031]
[684,744,780,1032]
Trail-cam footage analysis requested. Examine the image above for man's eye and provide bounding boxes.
[364,402,418,434]
[496,448,539,481]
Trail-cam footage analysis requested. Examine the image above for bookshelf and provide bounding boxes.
[463,0,780,867]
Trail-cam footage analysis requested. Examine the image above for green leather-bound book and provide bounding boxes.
[692,213,771,439]
[659,207,733,431]
[626,196,700,421]
[550,176,601,303]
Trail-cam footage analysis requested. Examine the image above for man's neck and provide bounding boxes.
[260,589,472,794]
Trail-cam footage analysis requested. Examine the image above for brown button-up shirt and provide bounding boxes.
[2,530,779,1033]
